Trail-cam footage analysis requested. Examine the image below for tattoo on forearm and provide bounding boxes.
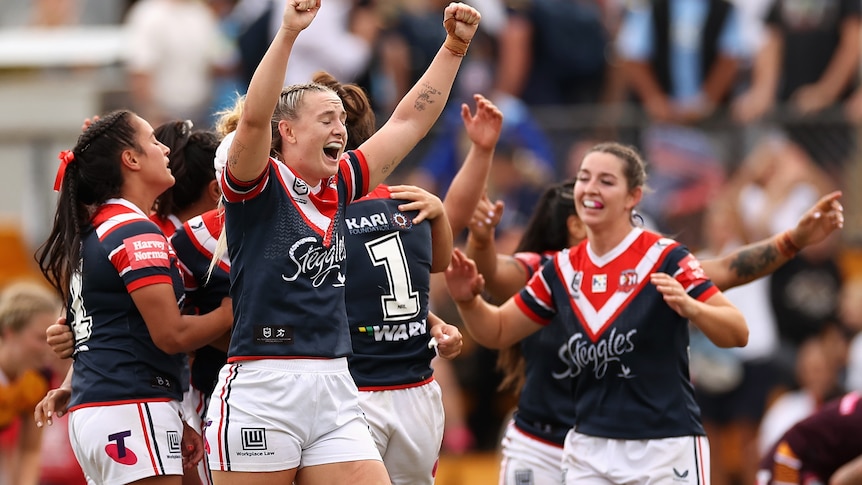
[729,244,780,279]
[414,83,441,111]
[228,140,247,170]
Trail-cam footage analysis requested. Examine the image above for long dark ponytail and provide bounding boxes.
[497,179,577,394]
[37,110,138,300]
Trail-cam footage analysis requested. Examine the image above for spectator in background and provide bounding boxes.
[494,0,610,107]
[406,104,555,238]
[757,336,845,458]
[841,278,862,392]
[726,135,841,387]
[0,281,62,485]
[125,0,224,128]
[617,0,744,126]
[374,0,503,112]
[732,0,861,183]
[232,0,378,90]
[723,134,842,390]
[206,0,244,126]
[36,356,86,485]
[693,196,781,485]
[616,0,746,251]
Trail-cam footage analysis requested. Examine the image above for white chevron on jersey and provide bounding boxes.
[557,237,678,340]
[185,213,230,274]
[94,199,150,239]
[272,162,338,237]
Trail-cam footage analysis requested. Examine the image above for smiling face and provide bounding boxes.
[280,90,347,182]
[574,150,642,234]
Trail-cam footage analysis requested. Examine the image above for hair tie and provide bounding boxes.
[53,150,75,192]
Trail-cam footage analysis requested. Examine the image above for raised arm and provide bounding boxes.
[701,191,843,290]
[359,3,481,189]
[229,0,319,182]
[445,248,542,348]
[443,94,503,235]
[464,195,528,301]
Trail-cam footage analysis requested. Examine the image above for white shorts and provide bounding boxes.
[359,379,444,485]
[68,400,185,485]
[182,383,212,484]
[563,430,710,485]
[499,420,565,485]
[205,358,382,472]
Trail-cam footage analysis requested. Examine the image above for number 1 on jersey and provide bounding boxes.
[364,232,420,321]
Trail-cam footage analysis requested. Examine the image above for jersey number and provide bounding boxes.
[365,232,420,321]
[69,270,93,352]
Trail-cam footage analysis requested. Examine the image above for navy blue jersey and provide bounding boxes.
[170,208,230,397]
[510,252,575,446]
[68,199,186,410]
[344,190,435,389]
[220,151,369,360]
[516,228,718,440]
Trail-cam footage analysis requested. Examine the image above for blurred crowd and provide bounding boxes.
[2,1,862,485]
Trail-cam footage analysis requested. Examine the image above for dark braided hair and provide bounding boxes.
[152,120,219,219]
[497,180,578,394]
[514,180,576,254]
[37,110,138,300]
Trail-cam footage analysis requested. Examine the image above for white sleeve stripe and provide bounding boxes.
[96,213,149,238]
[525,285,553,313]
[346,157,358,201]
[224,177,268,197]
[107,246,124,260]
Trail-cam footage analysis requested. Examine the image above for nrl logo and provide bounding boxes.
[293,178,309,196]
[570,271,583,298]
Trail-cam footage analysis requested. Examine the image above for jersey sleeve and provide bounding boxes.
[170,228,200,294]
[170,215,232,314]
[100,220,177,293]
[667,247,718,302]
[341,149,370,202]
[512,251,543,279]
[221,157,272,203]
[513,258,558,325]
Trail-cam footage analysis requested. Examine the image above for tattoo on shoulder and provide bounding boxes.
[503,257,527,276]
[414,83,441,112]
[228,141,247,169]
[729,244,780,278]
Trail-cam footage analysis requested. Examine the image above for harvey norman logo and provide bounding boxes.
[124,234,170,269]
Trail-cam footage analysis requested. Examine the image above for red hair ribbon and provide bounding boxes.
[53,150,75,192]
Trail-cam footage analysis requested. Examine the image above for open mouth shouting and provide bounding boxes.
[323,142,342,162]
